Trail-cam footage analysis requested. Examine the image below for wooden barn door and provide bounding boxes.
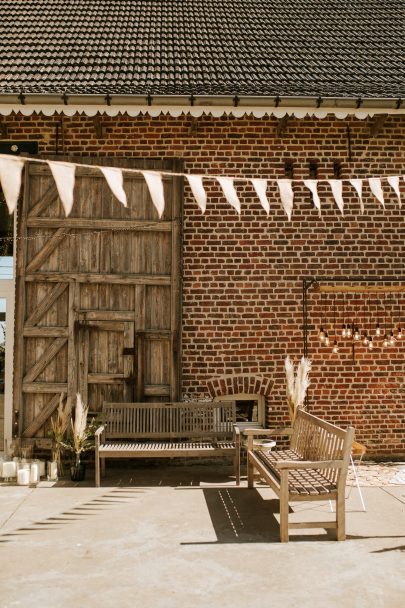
[14,157,183,441]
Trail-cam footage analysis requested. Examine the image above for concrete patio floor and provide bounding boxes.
[0,463,404,608]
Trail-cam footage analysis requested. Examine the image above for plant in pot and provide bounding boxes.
[49,393,71,478]
[62,393,96,481]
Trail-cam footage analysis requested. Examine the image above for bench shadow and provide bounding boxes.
[181,488,337,545]
[0,488,143,543]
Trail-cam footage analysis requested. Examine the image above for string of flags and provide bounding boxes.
[0,153,403,220]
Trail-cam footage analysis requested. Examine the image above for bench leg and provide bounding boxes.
[234,449,240,486]
[336,490,346,541]
[95,453,100,488]
[280,471,289,543]
[247,453,255,488]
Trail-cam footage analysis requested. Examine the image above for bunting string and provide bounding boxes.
[0,153,403,221]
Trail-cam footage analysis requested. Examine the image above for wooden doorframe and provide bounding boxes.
[14,156,184,439]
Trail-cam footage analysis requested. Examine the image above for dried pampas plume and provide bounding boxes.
[285,356,311,423]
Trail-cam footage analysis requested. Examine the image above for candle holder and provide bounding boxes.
[47,460,58,482]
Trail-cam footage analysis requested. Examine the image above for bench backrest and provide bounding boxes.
[291,409,354,484]
[102,401,236,440]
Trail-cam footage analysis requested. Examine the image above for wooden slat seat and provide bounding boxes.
[255,449,337,496]
[246,410,354,542]
[95,401,239,486]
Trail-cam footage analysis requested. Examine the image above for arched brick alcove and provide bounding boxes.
[206,374,274,425]
[206,374,274,400]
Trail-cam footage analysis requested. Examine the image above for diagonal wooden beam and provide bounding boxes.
[22,392,65,438]
[28,183,58,217]
[23,337,68,383]
[26,227,71,273]
[25,282,68,327]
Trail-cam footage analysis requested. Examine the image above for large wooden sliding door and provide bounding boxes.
[14,157,183,440]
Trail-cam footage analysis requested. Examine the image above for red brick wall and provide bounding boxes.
[2,112,405,456]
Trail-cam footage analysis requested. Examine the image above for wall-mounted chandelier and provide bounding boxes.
[302,278,405,363]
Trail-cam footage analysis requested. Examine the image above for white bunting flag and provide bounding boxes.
[251,178,269,215]
[369,177,384,207]
[387,176,401,207]
[0,156,24,214]
[328,179,344,214]
[100,167,127,207]
[349,179,364,213]
[187,174,207,213]
[217,177,241,214]
[303,179,321,213]
[276,179,294,221]
[48,161,76,216]
[142,170,165,218]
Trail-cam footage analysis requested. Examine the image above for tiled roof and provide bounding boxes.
[0,0,404,99]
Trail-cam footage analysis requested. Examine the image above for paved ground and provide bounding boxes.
[0,462,404,608]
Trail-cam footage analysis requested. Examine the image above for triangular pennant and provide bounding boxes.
[48,161,76,216]
[0,156,24,214]
[328,179,344,214]
[349,179,364,213]
[276,179,294,221]
[303,179,321,213]
[186,175,207,213]
[387,176,401,207]
[142,170,165,218]
[368,177,384,207]
[100,167,127,207]
[217,177,241,214]
[251,178,269,214]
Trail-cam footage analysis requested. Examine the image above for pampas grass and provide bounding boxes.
[285,356,311,423]
[69,393,95,465]
[50,393,71,476]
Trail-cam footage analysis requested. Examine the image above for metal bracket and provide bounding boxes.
[276,116,289,137]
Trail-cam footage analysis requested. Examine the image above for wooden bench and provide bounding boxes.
[246,410,354,542]
[95,401,239,487]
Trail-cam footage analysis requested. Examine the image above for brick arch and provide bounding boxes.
[206,373,274,400]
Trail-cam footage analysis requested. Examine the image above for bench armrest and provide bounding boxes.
[245,427,292,450]
[95,425,105,446]
[243,427,292,437]
[274,459,343,470]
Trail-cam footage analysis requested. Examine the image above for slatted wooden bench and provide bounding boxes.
[246,409,354,542]
[95,401,239,487]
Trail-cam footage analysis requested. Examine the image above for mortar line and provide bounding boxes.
[380,486,405,505]
[0,487,35,531]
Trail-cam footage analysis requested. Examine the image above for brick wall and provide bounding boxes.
[2,112,405,456]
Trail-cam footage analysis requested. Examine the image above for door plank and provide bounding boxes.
[67,282,79,403]
[23,327,69,338]
[28,183,59,217]
[23,337,68,383]
[22,392,65,438]
[87,373,126,384]
[26,227,71,273]
[25,272,171,285]
[78,310,135,321]
[27,218,172,231]
[25,282,68,327]
[23,382,68,393]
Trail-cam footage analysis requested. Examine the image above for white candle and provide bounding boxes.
[17,468,30,486]
[47,461,58,481]
[2,461,17,478]
[29,463,39,484]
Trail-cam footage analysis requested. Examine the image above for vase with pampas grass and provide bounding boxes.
[285,356,311,424]
[49,394,71,478]
[62,393,96,481]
